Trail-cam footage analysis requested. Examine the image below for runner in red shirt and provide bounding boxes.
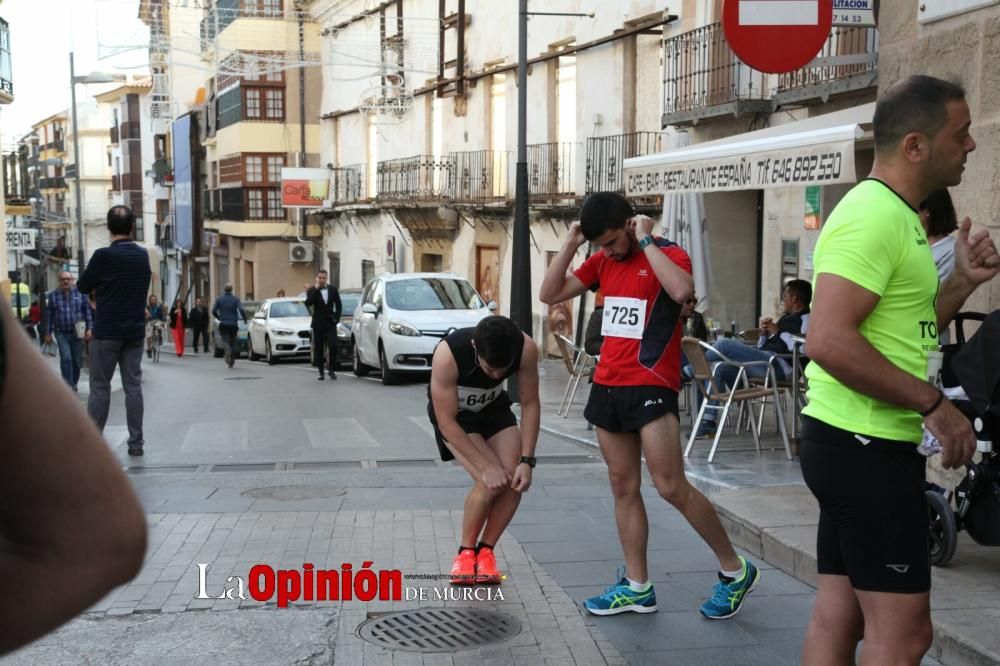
[540,192,760,619]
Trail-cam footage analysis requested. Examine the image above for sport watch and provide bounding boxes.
[638,235,655,250]
[519,456,537,468]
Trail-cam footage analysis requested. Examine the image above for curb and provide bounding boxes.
[539,424,739,496]
[712,487,998,666]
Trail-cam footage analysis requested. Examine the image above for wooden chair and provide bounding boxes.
[681,337,792,463]
[554,334,599,417]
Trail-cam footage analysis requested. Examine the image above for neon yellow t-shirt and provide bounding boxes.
[803,179,940,443]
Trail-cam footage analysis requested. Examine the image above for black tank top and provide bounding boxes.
[431,327,524,414]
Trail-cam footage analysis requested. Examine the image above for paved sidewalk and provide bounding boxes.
[538,358,996,665]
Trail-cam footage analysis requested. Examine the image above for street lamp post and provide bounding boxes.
[507,3,592,402]
[68,51,117,276]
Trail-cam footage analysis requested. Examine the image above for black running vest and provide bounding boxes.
[434,327,524,413]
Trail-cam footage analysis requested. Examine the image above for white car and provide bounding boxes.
[247,298,313,365]
[351,272,495,385]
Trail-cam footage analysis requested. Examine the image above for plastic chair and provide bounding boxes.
[681,337,791,463]
[554,334,599,417]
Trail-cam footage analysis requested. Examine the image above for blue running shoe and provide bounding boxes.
[700,556,760,619]
[583,569,657,616]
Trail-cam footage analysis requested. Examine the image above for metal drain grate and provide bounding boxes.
[223,376,262,381]
[241,485,346,500]
[357,608,521,653]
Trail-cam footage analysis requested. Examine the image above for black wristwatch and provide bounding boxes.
[519,456,537,468]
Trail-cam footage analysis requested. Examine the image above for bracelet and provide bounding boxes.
[638,235,655,250]
[519,456,537,468]
[919,389,945,417]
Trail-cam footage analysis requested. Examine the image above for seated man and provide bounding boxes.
[692,279,811,438]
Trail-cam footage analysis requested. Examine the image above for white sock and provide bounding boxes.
[626,577,650,592]
[721,558,744,580]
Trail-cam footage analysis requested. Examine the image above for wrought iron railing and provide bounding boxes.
[448,150,510,203]
[662,21,769,117]
[376,155,454,202]
[776,26,879,94]
[527,142,577,202]
[585,133,662,195]
[39,177,68,190]
[330,164,367,205]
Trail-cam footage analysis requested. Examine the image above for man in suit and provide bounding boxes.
[304,269,342,381]
[188,297,210,353]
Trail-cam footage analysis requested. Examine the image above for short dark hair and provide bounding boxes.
[579,192,634,241]
[317,269,328,275]
[473,316,522,369]
[873,75,966,154]
[224,283,233,293]
[784,279,812,309]
[919,189,958,237]
[107,205,136,235]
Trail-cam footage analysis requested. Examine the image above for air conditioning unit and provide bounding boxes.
[289,241,314,263]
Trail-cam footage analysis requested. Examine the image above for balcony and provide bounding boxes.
[119,120,141,141]
[586,132,663,198]
[662,22,772,127]
[448,150,510,204]
[121,173,144,191]
[773,26,879,105]
[330,164,367,206]
[111,175,121,192]
[39,177,68,190]
[376,155,454,203]
[528,142,577,204]
[110,126,119,145]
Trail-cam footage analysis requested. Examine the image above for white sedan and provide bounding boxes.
[247,298,313,365]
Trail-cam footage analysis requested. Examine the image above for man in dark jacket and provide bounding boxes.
[212,284,246,368]
[304,269,342,381]
[76,206,152,457]
[188,297,210,353]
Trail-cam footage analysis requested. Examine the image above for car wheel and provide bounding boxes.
[266,337,276,365]
[353,339,370,377]
[248,337,260,361]
[213,333,224,358]
[379,342,398,386]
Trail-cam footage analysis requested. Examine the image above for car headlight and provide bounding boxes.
[337,323,351,339]
[388,320,420,337]
[271,327,294,336]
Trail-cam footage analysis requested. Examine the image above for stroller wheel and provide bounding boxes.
[926,489,958,567]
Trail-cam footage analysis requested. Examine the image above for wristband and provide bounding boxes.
[919,389,945,417]
[519,456,537,468]
[638,235,655,250]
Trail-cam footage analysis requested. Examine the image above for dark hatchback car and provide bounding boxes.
[212,300,262,358]
[335,289,362,367]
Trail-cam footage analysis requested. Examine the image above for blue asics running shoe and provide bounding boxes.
[583,568,657,616]
[700,556,760,619]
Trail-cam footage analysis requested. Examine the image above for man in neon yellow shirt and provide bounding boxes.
[801,75,999,665]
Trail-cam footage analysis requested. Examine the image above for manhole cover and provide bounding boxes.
[223,376,262,381]
[241,485,346,500]
[357,608,521,653]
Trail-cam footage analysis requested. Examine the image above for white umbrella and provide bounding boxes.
[661,130,713,313]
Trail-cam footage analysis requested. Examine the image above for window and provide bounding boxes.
[248,189,264,218]
[265,89,284,120]
[245,88,261,119]
[219,155,242,184]
[267,156,284,183]
[246,187,283,219]
[245,155,263,183]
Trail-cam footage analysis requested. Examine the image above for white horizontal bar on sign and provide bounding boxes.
[739,0,818,25]
[624,124,864,171]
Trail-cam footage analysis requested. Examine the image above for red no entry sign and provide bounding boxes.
[723,0,834,74]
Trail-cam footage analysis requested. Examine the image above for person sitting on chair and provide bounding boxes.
[689,280,811,439]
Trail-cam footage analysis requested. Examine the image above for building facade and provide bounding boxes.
[0,4,13,300]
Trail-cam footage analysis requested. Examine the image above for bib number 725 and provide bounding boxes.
[601,297,646,339]
[609,305,640,327]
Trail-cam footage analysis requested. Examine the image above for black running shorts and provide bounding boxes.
[799,416,930,593]
[584,384,679,433]
[427,397,518,462]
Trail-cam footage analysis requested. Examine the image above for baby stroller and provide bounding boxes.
[926,312,1000,566]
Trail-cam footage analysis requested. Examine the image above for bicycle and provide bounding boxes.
[148,321,165,363]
